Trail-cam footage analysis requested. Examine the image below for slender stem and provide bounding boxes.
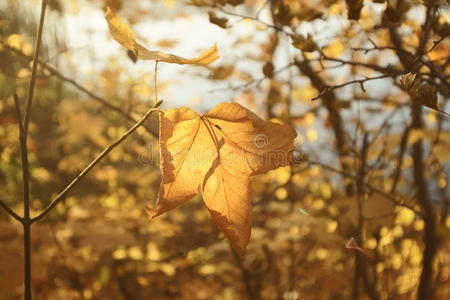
[154,61,159,105]
[23,222,32,300]
[19,1,48,298]
[32,101,162,223]
[23,0,48,134]
[13,94,24,133]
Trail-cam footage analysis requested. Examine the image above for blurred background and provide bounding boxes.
[0,0,449,299]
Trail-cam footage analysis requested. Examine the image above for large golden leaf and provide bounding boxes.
[105,7,219,65]
[148,102,296,254]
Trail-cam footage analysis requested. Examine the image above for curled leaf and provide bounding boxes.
[400,73,449,116]
[400,72,419,93]
[291,34,317,52]
[400,73,436,109]
[208,11,228,29]
[105,7,219,65]
[148,102,297,254]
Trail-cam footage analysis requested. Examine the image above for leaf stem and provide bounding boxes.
[154,61,159,105]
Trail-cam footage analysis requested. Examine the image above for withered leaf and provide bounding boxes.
[291,34,317,52]
[345,0,363,20]
[148,102,297,254]
[208,11,229,29]
[400,73,449,116]
[105,7,219,65]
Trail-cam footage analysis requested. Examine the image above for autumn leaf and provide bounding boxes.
[400,73,449,116]
[208,11,229,29]
[148,102,297,254]
[105,7,219,65]
[291,34,317,52]
[345,0,363,20]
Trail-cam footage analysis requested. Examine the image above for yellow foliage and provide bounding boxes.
[326,220,338,233]
[309,166,320,176]
[270,166,291,185]
[17,68,30,79]
[316,248,329,260]
[323,40,345,57]
[365,238,377,249]
[292,86,318,101]
[392,225,404,238]
[390,253,403,270]
[312,199,325,211]
[413,219,425,231]
[396,207,415,226]
[128,246,144,260]
[328,2,344,15]
[199,264,217,275]
[275,187,288,200]
[146,243,162,261]
[320,183,332,199]
[32,167,51,182]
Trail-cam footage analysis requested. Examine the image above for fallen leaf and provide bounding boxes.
[105,7,219,65]
[149,102,297,254]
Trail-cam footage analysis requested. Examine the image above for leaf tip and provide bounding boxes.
[145,206,160,219]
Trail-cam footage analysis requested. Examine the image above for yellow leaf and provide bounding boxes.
[148,102,297,254]
[275,187,288,200]
[105,7,219,65]
[396,207,415,226]
[323,40,345,57]
[291,34,317,52]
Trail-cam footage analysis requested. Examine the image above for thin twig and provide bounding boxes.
[0,41,158,138]
[31,100,162,223]
[13,94,24,132]
[0,199,23,223]
[22,0,48,135]
[213,5,286,33]
[307,160,421,215]
[208,62,295,93]
[311,75,392,101]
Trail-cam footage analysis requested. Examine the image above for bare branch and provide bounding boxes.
[0,199,23,223]
[0,41,158,138]
[311,75,392,101]
[32,101,162,223]
[307,160,422,216]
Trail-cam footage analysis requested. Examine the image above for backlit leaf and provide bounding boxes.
[148,102,297,254]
